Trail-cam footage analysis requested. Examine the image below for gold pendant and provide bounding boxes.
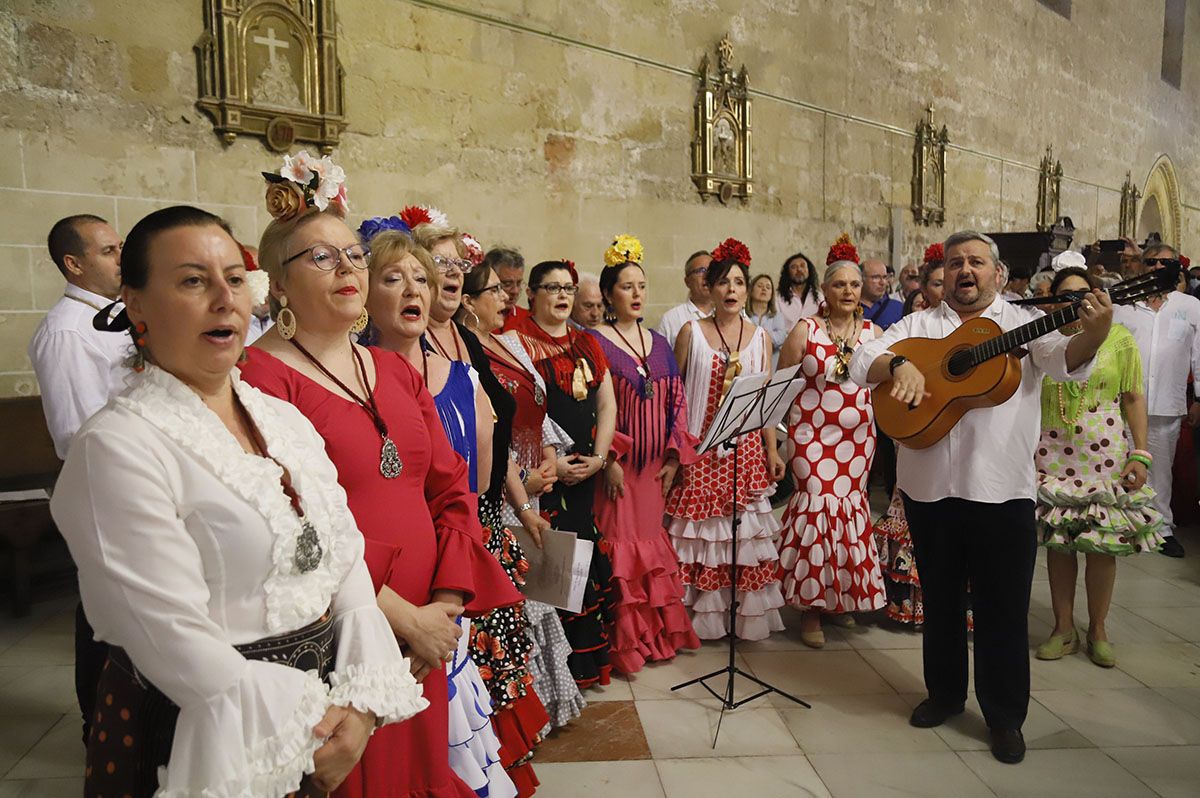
[572,357,593,400]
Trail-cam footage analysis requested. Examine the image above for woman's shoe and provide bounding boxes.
[1035,628,1079,660]
[1087,638,1115,668]
[800,629,826,649]
[828,614,856,628]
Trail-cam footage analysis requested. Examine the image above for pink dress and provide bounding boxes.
[664,321,785,641]
[588,330,701,673]
[778,318,886,613]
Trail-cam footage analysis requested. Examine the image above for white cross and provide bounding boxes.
[253,26,289,63]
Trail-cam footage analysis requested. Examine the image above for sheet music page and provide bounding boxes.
[512,527,595,613]
[697,372,769,454]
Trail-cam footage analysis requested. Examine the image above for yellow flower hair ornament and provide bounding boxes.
[604,234,644,267]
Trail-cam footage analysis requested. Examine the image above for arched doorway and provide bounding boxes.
[1139,155,1182,247]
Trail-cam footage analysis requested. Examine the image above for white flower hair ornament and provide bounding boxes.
[263,149,348,221]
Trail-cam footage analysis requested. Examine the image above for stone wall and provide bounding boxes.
[1,0,1197,396]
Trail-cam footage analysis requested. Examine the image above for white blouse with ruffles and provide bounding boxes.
[51,365,428,797]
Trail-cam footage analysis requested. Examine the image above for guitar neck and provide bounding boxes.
[968,304,1078,365]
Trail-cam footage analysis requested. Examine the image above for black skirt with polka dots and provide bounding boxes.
[85,611,335,798]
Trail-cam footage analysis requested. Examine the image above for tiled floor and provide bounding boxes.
[3,527,1199,796]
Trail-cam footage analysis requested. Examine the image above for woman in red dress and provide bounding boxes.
[240,168,520,797]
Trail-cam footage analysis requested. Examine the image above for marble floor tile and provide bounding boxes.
[5,716,81,780]
[625,646,754,702]
[0,778,83,798]
[1111,576,1200,609]
[1034,686,1200,747]
[635,697,799,759]
[1128,606,1200,643]
[655,755,832,798]
[734,608,853,652]
[1029,603,1185,645]
[958,748,1155,797]
[807,751,993,798]
[1155,686,1200,719]
[0,714,61,777]
[0,625,73,667]
[1030,647,1143,690]
[778,693,949,754]
[858,647,953,696]
[1114,641,1200,687]
[739,650,893,705]
[1105,745,1200,798]
[897,693,1094,752]
[584,675,634,702]
[4,665,78,716]
[533,760,665,797]
[537,701,650,762]
[837,619,925,651]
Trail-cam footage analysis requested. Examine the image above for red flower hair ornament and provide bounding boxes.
[711,237,752,266]
[826,233,859,266]
[398,204,449,230]
[1182,254,1191,269]
[923,242,945,265]
[560,259,579,285]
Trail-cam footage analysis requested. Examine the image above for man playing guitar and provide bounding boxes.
[850,231,1113,764]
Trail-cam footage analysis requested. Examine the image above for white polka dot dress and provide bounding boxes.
[778,317,886,613]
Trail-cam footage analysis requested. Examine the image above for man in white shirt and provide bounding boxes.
[27,214,128,742]
[851,230,1110,765]
[655,250,713,346]
[1112,243,1200,558]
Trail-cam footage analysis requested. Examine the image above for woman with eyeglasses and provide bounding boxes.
[666,239,787,641]
[460,261,588,728]
[240,174,517,798]
[514,261,618,689]
[362,226,535,798]
[586,235,701,674]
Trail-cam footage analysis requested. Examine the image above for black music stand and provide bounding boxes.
[671,363,812,747]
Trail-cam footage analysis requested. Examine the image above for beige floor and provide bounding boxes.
[2,527,1199,797]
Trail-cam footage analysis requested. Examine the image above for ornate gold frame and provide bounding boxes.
[911,105,948,226]
[691,36,752,204]
[1036,145,1063,232]
[195,0,346,153]
[1119,171,1141,239]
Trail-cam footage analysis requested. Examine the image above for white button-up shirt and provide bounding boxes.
[655,300,713,348]
[850,296,1093,504]
[1112,292,1200,418]
[27,284,131,459]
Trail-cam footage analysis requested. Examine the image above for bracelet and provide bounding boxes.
[518,501,534,513]
[1130,449,1153,462]
[1127,454,1153,469]
[518,467,529,485]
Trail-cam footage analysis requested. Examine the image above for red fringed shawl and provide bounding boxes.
[515,316,609,399]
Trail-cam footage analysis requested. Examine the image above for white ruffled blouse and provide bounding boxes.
[50,365,428,797]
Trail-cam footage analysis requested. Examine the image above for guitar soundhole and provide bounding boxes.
[947,350,973,377]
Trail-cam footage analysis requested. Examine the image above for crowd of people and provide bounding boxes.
[24,150,1195,795]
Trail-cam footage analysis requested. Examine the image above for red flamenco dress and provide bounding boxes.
[240,347,521,798]
[515,317,616,689]
[587,329,700,673]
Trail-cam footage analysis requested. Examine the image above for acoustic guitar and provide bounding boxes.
[873,266,1180,449]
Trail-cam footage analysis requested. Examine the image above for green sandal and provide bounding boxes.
[1087,638,1115,668]
[1035,628,1080,660]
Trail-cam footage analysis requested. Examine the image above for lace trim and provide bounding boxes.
[115,366,358,633]
[154,672,329,798]
[328,661,430,726]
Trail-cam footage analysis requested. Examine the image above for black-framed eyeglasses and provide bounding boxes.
[284,243,370,270]
[533,283,578,296]
[433,255,474,274]
[1145,257,1181,269]
[467,282,505,298]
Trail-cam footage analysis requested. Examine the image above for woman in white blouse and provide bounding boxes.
[51,206,425,797]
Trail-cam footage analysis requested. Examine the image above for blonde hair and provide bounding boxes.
[257,207,347,316]
[748,274,777,316]
[412,222,467,258]
[367,230,438,286]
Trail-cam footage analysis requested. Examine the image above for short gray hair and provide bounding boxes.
[943,230,1001,264]
[1144,242,1179,259]
[822,259,860,287]
[577,271,600,288]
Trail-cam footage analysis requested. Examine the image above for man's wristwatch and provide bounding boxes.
[888,355,908,375]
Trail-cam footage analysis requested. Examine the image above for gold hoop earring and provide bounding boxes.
[277,295,296,340]
[351,309,369,335]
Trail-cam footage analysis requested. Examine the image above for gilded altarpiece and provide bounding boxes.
[911,106,948,226]
[195,0,347,153]
[691,37,752,204]
[1036,146,1063,232]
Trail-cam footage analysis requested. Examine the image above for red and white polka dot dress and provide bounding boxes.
[778,317,886,614]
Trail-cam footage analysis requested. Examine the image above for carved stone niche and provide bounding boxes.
[691,36,752,204]
[1036,145,1063,232]
[911,105,948,226]
[1119,171,1141,239]
[195,0,347,153]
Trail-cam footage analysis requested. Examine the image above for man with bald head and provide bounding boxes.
[570,271,604,329]
[861,258,903,329]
